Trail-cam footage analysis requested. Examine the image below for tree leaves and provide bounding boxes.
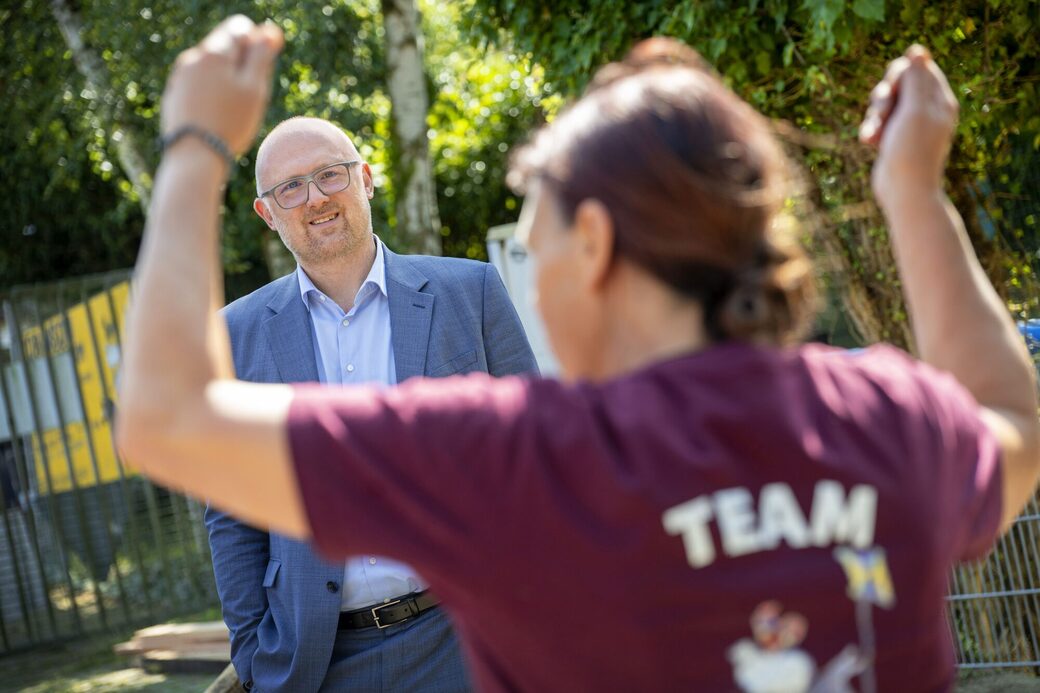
[851,0,884,22]
[3,0,552,297]
[461,0,1040,344]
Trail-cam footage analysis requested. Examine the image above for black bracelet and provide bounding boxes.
[159,125,236,170]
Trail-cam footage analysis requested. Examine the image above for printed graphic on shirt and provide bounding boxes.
[661,482,897,693]
[830,546,896,693]
[723,550,895,692]
[728,601,816,692]
[833,546,895,608]
[661,480,877,569]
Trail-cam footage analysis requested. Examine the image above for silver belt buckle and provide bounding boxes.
[371,599,402,629]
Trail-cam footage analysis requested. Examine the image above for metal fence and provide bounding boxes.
[950,494,1040,670]
[0,271,1039,674]
[0,271,217,655]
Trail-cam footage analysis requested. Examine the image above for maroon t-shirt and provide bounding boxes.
[288,343,1001,692]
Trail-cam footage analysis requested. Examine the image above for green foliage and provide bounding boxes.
[422,0,560,260]
[463,0,1040,346]
[8,0,1036,333]
[2,0,387,297]
[1,0,143,287]
[2,0,553,298]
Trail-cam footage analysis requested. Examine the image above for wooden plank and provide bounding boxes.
[114,620,229,656]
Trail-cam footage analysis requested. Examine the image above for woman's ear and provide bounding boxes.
[572,199,615,292]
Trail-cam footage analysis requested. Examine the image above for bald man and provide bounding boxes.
[204,117,537,692]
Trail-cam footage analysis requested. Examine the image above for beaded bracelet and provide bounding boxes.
[159,125,236,170]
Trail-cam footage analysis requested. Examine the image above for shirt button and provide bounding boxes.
[326,581,339,593]
[346,364,355,373]
[368,557,377,565]
[319,295,326,302]
[342,318,350,327]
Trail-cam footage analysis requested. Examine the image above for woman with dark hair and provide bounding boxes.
[119,17,1038,692]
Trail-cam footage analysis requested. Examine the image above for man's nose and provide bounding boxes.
[305,180,330,207]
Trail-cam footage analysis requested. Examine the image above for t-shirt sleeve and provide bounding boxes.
[286,372,536,585]
[955,415,1003,561]
[937,383,1004,562]
[868,347,1004,563]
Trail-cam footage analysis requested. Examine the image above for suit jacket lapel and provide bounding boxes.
[262,273,321,383]
[385,248,433,382]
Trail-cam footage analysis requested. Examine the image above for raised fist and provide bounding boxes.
[160,15,284,156]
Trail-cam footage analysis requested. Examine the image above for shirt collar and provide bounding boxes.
[297,237,389,310]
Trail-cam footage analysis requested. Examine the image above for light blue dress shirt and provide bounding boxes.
[297,239,427,610]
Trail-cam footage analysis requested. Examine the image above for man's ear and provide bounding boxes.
[572,199,615,292]
[253,197,277,230]
[361,163,375,199]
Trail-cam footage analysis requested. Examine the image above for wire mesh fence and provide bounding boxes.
[949,494,1040,671]
[0,271,217,655]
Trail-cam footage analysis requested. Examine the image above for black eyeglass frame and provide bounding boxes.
[258,160,362,209]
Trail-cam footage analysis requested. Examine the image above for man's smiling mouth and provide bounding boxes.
[309,212,339,226]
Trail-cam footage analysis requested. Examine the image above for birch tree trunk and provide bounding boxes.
[382,0,442,255]
[50,0,152,212]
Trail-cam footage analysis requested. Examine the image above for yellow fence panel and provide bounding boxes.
[24,281,131,494]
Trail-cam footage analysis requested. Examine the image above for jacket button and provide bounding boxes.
[326,581,339,593]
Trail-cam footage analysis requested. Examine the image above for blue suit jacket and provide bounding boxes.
[205,248,537,692]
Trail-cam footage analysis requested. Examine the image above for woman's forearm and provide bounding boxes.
[881,187,1035,417]
[120,139,230,428]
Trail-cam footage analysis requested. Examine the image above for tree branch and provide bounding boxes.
[50,0,152,211]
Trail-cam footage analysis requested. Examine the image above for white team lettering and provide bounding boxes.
[661,496,716,568]
[662,480,878,569]
[715,488,761,558]
[808,480,877,548]
[757,482,811,550]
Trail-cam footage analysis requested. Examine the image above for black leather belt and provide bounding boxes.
[338,590,439,630]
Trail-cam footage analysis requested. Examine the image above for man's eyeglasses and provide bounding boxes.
[259,161,361,209]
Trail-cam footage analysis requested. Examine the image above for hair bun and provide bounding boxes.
[713,238,815,346]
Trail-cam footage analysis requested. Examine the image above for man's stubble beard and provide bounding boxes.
[278,208,372,267]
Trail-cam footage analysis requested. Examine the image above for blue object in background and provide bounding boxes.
[1018,320,1040,356]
